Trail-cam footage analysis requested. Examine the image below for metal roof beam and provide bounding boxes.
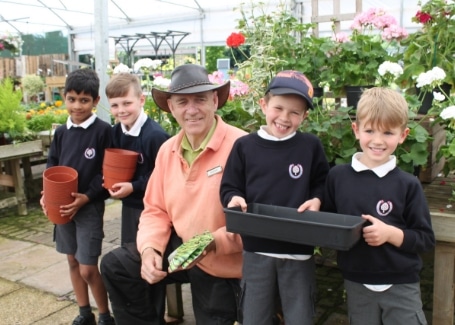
[37,0,73,30]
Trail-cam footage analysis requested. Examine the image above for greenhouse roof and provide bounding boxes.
[0,0,212,35]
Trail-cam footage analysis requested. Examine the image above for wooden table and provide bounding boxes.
[0,140,43,215]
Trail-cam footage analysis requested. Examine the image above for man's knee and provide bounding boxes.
[100,250,117,277]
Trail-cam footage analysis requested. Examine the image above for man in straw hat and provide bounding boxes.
[101,64,247,324]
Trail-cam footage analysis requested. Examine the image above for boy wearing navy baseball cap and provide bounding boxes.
[220,70,330,324]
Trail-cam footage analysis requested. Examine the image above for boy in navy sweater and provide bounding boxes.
[104,73,169,245]
[42,69,114,325]
[220,70,330,324]
[323,87,435,325]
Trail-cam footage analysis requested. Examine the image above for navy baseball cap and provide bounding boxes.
[266,70,314,109]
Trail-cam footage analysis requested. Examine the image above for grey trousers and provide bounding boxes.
[344,279,427,325]
[240,251,316,325]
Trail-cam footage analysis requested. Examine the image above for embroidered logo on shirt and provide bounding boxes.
[85,148,96,159]
[289,164,303,179]
[138,153,144,164]
[376,200,393,216]
[207,166,222,177]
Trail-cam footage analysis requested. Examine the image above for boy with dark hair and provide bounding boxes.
[220,70,330,324]
[42,69,115,325]
[323,87,435,324]
[104,73,169,245]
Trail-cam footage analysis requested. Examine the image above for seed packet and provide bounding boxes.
[168,231,214,272]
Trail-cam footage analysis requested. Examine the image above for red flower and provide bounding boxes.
[226,32,245,48]
[415,11,432,24]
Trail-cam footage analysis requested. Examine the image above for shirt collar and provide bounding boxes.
[121,109,147,137]
[258,125,296,141]
[181,118,217,165]
[351,152,396,178]
[66,113,97,129]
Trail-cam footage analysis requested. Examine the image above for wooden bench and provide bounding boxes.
[0,140,43,215]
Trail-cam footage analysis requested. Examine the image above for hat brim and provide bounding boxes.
[269,87,314,109]
[152,81,231,113]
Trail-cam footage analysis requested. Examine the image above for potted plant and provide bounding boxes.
[321,8,408,106]
[399,0,455,89]
[230,2,329,114]
[399,0,455,113]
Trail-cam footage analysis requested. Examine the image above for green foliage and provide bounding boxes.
[205,46,227,72]
[26,111,67,132]
[321,32,395,96]
[0,78,26,138]
[234,1,310,112]
[398,0,455,89]
[302,105,358,165]
[143,96,180,136]
[397,118,431,173]
[217,98,263,132]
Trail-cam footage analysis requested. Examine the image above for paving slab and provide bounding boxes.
[0,237,35,257]
[0,277,21,296]
[21,258,72,296]
[0,278,76,325]
[0,243,64,281]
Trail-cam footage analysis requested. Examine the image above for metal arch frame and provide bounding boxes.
[112,30,190,68]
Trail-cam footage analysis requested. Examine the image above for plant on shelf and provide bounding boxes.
[399,0,455,90]
[21,74,45,102]
[321,7,408,96]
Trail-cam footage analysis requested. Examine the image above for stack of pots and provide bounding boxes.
[103,148,139,189]
[42,166,78,224]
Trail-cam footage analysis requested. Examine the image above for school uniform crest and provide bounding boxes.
[84,148,96,159]
[289,163,303,179]
[376,200,393,216]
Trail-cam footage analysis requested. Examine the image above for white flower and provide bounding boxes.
[416,66,447,88]
[152,76,171,90]
[440,105,455,120]
[433,91,446,102]
[134,58,162,72]
[378,61,403,78]
[113,63,131,74]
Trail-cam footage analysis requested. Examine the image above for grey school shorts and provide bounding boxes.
[55,200,105,265]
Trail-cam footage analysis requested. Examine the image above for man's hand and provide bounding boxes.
[141,248,167,284]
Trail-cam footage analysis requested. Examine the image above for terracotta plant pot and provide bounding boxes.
[42,166,78,224]
[103,148,139,189]
[103,148,139,169]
